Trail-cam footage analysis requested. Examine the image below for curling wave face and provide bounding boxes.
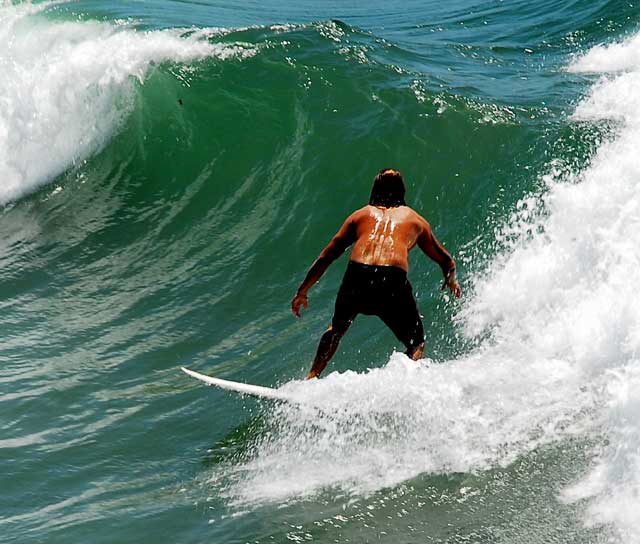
[211,24,640,544]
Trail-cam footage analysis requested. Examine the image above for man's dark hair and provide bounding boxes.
[369,168,406,207]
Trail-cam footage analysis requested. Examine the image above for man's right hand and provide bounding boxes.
[291,292,309,317]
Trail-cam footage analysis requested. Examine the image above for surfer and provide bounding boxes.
[292,168,462,379]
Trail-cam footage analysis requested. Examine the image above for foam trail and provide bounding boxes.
[0,2,254,206]
[219,353,596,505]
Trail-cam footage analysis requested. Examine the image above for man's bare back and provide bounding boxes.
[292,169,461,379]
[342,205,460,277]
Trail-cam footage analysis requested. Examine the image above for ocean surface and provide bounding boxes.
[2,0,640,542]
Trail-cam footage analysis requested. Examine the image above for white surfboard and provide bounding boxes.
[181,367,292,401]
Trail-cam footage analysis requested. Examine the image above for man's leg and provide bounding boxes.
[306,322,351,379]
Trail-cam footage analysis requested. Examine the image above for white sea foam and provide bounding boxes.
[552,34,640,543]
[0,2,254,206]
[221,352,596,505]
[568,32,640,74]
[219,31,640,543]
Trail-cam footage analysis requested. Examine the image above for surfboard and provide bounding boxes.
[181,367,291,401]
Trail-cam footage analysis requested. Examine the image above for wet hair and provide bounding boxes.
[369,168,406,207]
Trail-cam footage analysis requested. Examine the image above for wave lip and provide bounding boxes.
[0,2,255,206]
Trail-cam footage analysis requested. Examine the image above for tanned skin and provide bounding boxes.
[292,203,462,379]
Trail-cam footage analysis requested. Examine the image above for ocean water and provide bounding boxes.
[1,0,640,542]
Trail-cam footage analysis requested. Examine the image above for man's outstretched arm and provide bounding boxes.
[292,216,356,317]
[417,221,462,298]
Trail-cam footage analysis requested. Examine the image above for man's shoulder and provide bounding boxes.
[398,206,427,223]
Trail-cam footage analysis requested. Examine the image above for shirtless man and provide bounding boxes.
[292,168,462,379]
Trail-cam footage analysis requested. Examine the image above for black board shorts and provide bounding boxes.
[332,261,424,351]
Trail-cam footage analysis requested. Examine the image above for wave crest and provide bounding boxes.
[0,2,255,206]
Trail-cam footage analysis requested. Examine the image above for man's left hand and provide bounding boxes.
[442,275,462,298]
